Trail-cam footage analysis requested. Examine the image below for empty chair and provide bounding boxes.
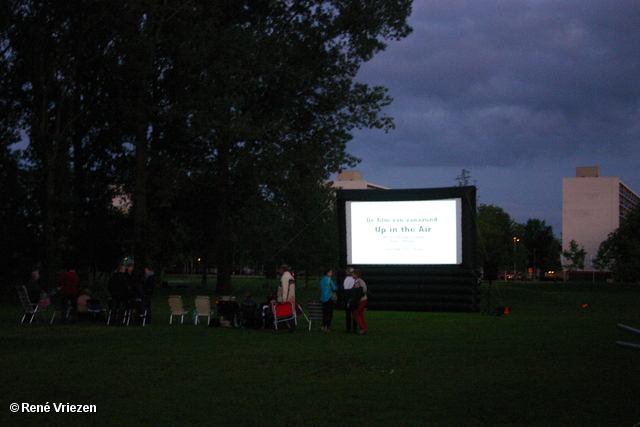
[307,299,324,331]
[168,295,189,324]
[194,296,215,325]
[16,285,48,323]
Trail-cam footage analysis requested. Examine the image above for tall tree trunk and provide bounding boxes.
[133,121,149,286]
[42,148,59,288]
[214,143,233,295]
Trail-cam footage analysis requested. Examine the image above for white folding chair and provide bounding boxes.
[168,295,189,324]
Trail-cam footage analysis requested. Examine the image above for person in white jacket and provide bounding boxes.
[278,265,295,302]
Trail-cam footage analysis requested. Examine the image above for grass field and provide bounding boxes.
[2,276,640,426]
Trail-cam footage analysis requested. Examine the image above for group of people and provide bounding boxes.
[272,264,368,334]
[318,267,368,335]
[24,262,366,331]
[107,264,156,325]
[233,290,287,329]
[25,268,87,322]
[24,265,158,324]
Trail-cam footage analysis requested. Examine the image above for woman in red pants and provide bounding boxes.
[351,269,368,335]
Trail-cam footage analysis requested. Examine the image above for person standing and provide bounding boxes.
[57,268,81,322]
[24,270,43,322]
[277,265,295,302]
[126,262,137,296]
[351,269,368,335]
[277,265,296,332]
[107,266,131,325]
[343,267,356,333]
[319,268,338,332]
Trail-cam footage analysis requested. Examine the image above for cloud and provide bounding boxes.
[353,0,640,168]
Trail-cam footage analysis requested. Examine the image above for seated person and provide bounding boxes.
[77,289,91,320]
[26,271,43,304]
[216,297,239,327]
[240,292,260,329]
[259,292,277,328]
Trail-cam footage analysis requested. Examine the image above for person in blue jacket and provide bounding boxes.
[319,268,338,332]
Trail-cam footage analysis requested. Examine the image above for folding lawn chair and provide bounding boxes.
[270,299,297,330]
[194,296,215,325]
[16,285,49,323]
[168,295,189,324]
[50,295,73,324]
[126,298,148,326]
[617,324,640,350]
[87,299,107,321]
[307,299,324,331]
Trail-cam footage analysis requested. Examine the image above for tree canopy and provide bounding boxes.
[521,218,561,274]
[562,239,587,271]
[1,0,413,289]
[594,204,640,282]
[477,204,561,279]
[477,204,515,270]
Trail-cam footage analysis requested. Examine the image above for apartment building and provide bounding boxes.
[562,166,640,269]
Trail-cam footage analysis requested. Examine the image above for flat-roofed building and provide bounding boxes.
[330,170,389,190]
[562,166,640,269]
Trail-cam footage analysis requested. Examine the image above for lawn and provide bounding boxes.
[2,277,640,426]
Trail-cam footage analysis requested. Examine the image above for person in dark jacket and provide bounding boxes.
[108,266,132,325]
[26,270,43,304]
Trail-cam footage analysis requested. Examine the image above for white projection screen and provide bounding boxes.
[336,187,479,312]
[345,198,462,265]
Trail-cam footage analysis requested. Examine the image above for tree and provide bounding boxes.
[593,234,615,272]
[0,140,40,285]
[476,204,516,272]
[3,0,130,285]
[2,1,413,291]
[562,240,587,271]
[155,1,412,293]
[593,204,640,282]
[456,169,474,187]
[521,219,561,278]
[477,206,563,279]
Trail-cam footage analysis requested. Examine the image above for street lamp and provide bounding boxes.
[513,237,520,277]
